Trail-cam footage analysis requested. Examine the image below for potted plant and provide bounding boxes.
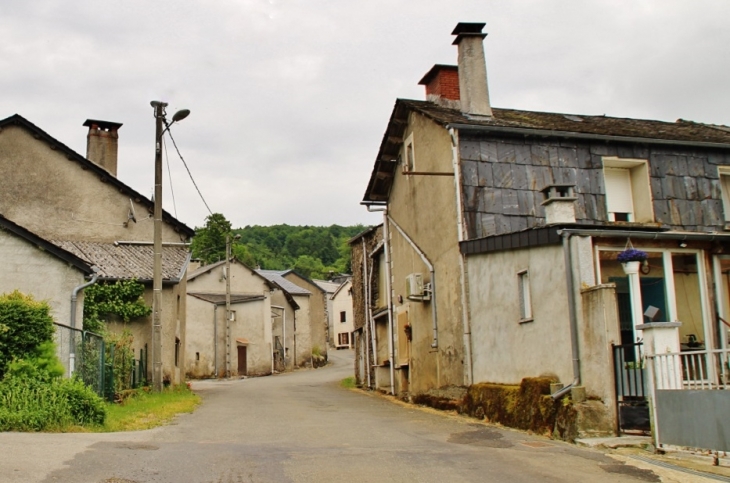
[617,248,648,275]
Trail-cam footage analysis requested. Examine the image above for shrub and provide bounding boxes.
[0,291,55,377]
[0,374,106,431]
[7,341,65,380]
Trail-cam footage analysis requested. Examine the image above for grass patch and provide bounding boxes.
[102,384,200,432]
[340,376,356,389]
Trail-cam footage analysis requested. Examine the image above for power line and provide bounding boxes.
[166,128,214,216]
[162,137,178,218]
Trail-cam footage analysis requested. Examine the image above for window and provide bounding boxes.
[719,167,730,224]
[403,133,415,173]
[518,269,532,322]
[175,337,181,367]
[603,157,653,223]
[340,311,347,323]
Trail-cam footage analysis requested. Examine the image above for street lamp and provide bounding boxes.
[151,100,190,392]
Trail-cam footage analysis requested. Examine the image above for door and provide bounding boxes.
[237,345,247,376]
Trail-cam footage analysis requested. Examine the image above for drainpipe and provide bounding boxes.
[366,204,391,392]
[552,232,581,400]
[361,238,372,388]
[69,269,99,375]
[449,127,473,386]
[387,215,438,349]
[213,305,218,377]
[382,210,396,394]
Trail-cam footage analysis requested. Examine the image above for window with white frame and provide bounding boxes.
[518,269,532,322]
[603,157,653,223]
[719,167,730,223]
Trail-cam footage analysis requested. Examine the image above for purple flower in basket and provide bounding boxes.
[617,248,648,263]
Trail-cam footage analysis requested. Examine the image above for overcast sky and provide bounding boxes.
[2,1,729,229]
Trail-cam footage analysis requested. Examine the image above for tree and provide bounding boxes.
[191,213,232,265]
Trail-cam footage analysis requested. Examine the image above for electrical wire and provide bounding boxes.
[166,128,214,216]
[162,137,179,219]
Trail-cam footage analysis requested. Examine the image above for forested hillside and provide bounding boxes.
[190,214,368,280]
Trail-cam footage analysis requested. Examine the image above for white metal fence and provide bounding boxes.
[647,348,730,390]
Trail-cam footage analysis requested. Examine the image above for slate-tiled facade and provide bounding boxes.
[459,134,730,239]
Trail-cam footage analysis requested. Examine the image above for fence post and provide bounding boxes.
[637,322,682,449]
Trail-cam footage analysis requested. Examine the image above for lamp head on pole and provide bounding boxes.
[172,109,190,123]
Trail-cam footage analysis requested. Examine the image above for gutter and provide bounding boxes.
[387,215,439,349]
[558,228,730,242]
[552,232,581,400]
[447,123,730,150]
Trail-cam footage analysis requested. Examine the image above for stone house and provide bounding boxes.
[331,279,354,349]
[359,22,730,434]
[256,269,329,367]
[186,259,278,378]
[0,213,93,322]
[0,114,195,385]
[314,278,340,348]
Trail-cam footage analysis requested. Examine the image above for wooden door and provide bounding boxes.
[237,346,247,376]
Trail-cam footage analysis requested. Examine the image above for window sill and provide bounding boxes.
[518,318,534,325]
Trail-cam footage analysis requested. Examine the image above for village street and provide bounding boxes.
[0,351,683,483]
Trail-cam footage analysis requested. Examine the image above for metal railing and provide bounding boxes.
[647,348,730,390]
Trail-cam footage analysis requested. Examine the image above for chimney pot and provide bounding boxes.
[83,119,122,176]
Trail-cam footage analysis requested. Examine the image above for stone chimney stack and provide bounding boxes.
[418,64,460,109]
[83,119,122,176]
[452,22,492,117]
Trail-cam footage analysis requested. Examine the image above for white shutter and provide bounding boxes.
[604,168,634,221]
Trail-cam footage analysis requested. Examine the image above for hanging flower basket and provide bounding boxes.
[617,248,648,263]
[618,247,647,275]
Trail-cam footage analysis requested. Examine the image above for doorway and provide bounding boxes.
[237,345,247,376]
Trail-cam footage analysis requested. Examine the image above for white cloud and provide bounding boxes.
[1,0,728,229]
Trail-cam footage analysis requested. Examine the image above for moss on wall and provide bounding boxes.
[460,377,577,441]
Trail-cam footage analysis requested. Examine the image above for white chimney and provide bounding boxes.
[452,22,492,117]
[541,184,577,225]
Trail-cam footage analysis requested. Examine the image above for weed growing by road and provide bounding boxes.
[340,376,356,389]
[103,384,200,432]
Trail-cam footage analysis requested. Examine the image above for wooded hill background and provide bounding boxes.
[189,214,368,280]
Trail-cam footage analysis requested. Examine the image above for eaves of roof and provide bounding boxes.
[0,214,94,274]
[0,114,195,238]
[188,292,265,305]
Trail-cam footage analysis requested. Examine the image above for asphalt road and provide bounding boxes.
[0,350,692,482]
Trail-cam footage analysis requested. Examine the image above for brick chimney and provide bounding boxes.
[418,64,460,109]
[83,119,122,176]
[452,22,492,117]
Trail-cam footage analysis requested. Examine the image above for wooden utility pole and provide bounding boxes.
[225,233,232,377]
[151,100,167,392]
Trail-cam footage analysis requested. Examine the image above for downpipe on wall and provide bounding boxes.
[69,269,99,375]
[386,215,438,350]
[552,232,581,400]
[449,127,474,386]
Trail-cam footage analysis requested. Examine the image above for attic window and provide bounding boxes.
[602,157,653,223]
[718,167,730,225]
[403,133,415,173]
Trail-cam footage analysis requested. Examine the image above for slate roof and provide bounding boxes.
[53,241,190,282]
[0,114,195,238]
[364,99,730,203]
[255,270,311,296]
[313,279,341,294]
[0,214,93,274]
[405,100,730,145]
[188,293,265,305]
